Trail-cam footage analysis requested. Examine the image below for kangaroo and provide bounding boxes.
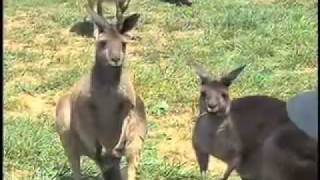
[261,106,318,180]
[56,7,147,180]
[192,64,298,180]
[192,65,248,180]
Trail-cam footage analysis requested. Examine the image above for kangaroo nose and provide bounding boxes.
[208,104,217,109]
[112,57,120,63]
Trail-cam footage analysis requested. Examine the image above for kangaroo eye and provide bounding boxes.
[122,43,127,51]
[201,91,206,97]
[222,93,228,99]
[99,41,107,47]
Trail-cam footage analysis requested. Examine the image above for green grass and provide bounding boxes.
[4,0,317,179]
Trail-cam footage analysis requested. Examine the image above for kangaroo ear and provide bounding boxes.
[120,13,140,34]
[193,64,212,85]
[220,65,246,87]
[87,6,112,31]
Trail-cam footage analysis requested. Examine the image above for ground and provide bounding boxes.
[4,0,317,179]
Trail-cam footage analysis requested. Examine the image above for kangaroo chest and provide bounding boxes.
[75,85,133,153]
[90,86,132,129]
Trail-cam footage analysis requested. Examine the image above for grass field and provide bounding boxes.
[4,0,317,179]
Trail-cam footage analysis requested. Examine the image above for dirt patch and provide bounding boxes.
[4,40,31,52]
[298,67,317,74]
[6,94,55,118]
[172,29,204,40]
[251,0,316,7]
[251,0,277,5]
[6,168,33,179]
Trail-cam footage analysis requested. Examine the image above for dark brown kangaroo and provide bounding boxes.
[55,8,146,180]
[261,120,318,180]
[192,64,317,180]
[192,64,248,180]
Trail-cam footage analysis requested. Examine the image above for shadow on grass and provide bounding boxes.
[55,166,128,180]
[159,0,192,6]
[69,14,118,38]
[56,175,99,180]
[70,20,94,38]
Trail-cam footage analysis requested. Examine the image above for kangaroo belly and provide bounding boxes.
[194,117,237,163]
[56,94,72,134]
[210,138,237,162]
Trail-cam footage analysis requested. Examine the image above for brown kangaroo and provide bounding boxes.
[55,7,147,180]
[192,64,316,180]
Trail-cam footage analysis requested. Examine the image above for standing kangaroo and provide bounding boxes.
[56,7,147,180]
[192,65,246,180]
[191,64,313,180]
